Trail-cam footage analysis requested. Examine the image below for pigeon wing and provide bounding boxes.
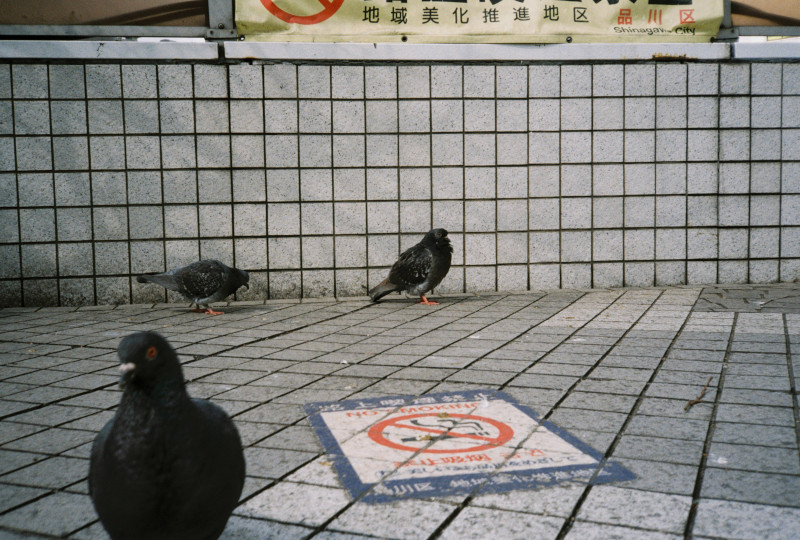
[174,260,228,300]
[388,243,433,289]
[161,399,245,539]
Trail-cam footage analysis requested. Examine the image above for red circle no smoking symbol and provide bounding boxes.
[260,0,344,25]
[367,413,514,454]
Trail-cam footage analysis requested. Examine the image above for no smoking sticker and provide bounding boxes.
[305,390,634,503]
[367,413,514,453]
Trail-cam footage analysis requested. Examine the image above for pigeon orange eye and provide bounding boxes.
[145,346,157,360]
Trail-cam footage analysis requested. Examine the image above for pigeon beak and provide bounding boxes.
[243,283,250,291]
[118,362,136,386]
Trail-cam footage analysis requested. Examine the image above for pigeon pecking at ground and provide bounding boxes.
[89,331,245,540]
[136,259,249,315]
[369,228,453,305]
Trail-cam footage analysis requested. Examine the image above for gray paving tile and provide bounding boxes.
[715,403,796,426]
[237,481,350,526]
[707,442,800,474]
[613,435,705,466]
[0,491,96,537]
[68,520,111,539]
[0,449,46,476]
[2,427,95,454]
[711,422,798,448]
[720,387,794,407]
[692,499,800,539]
[562,429,618,454]
[256,425,324,452]
[509,373,579,391]
[0,483,49,514]
[251,372,322,387]
[0,423,46,446]
[722,374,791,391]
[234,402,307,424]
[327,499,455,539]
[644,381,718,401]
[610,458,697,496]
[558,392,637,413]
[286,456,346,488]
[446,369,515,385]
[305,376,379,392]
[220,515,312,540]
[574,378,649,396]
[526,362,592,377]
[215,385,292,403]
[567,521,682,539]
[636,398,713,420]
[623,415,709,441]
[589,366,653,382]
[548,409,628,434]
[701,468,800,507]
[4,385,85,404]
[312,531,376,540]
[439,506,563,539]
[387,367,458,381]
[576,486,692,534]
[6,404,96,427]
[243,447,317,480]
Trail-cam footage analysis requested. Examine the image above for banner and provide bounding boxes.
[237,0,723,43]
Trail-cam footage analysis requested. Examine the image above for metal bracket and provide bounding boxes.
[715,0,739,42]
[206,0,237,39]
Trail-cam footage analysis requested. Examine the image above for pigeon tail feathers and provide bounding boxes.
[136,273,182,293]
[369,278,400,303]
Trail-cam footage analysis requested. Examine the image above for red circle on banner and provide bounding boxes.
[260,0,345,25]
[367,413,514,454]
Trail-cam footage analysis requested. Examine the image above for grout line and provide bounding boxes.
[394,66,401,270]
[777,64,785,282]
[85,66,100,309]
[493,66,499,294]
[261,64,270,301]
[329,67,336,300]
[526,65,532,293]
[44,65,62,308]
[781,313,800,482]
[682,310,736,538]
[9,66,23,307]
[297,66,306,300]
[118,64,134,306]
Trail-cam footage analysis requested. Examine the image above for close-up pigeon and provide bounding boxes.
[136,259,249,315]
[369,228,453,305]
[89,331,245,540]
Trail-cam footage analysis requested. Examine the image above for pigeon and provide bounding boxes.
[136,259,249,315]
[369,228,452,305]
[89,331,245,540]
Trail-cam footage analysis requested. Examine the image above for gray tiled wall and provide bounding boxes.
[0,61,799,306]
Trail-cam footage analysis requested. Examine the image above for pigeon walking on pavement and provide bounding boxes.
[89,331,245,540]
[136,259,249,315]
[369,228,452,305]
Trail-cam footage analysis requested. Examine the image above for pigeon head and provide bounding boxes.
[424,228,453,254]
[117,331,183,389]
[236,268,250,291]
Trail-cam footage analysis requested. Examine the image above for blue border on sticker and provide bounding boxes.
[305,389,635,503]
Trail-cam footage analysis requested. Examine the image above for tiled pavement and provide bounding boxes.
[0,284,799,539]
